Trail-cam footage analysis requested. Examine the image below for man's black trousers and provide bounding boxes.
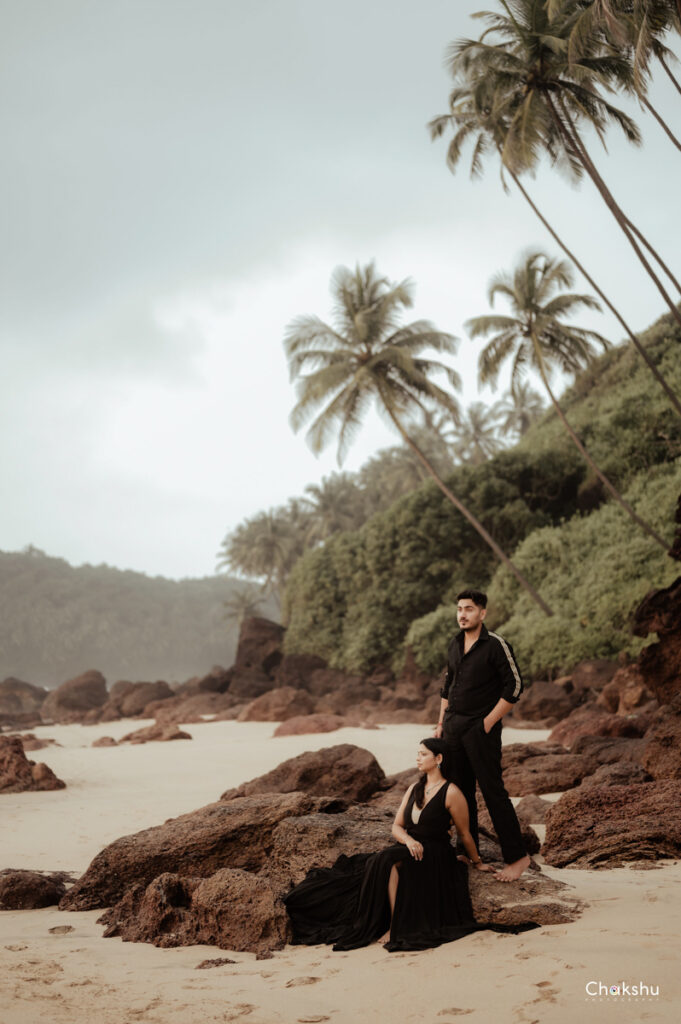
[443,713,526,864]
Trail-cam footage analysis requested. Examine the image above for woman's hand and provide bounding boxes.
[406,839,424,861]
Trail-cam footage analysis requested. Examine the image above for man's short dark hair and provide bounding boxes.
[457,588,487,609]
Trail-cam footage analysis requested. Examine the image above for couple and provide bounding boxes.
[285,589,533,952]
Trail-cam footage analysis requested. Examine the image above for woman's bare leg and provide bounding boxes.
[378,863,400,943]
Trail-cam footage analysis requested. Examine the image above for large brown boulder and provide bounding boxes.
[596,664,656,715]
[511,679,582,725]
[225,669,273,700]
[59,792,331,911]
[0,678,48,716]
[638,704,681,780]
[311,673,377,708]
[41,670,107,723]
[233,617,285,675]
[632,575,681,705]
[569,659,619,694]
[149,691,240,724]
[98,869,289,953]
[175,667,231,696]
[221,744,385,803]
[543,781,681,867]
[548,703,653,747]
[118,681,174,717]
[267,805,580,929]
[118,723,192,745]
[0,869,69,909]
[514,795,553,825]
[274,653,328,691]
[273,714,348,737]
[0,736,66,793]
[501,741,595,796]
[238,686,314,723]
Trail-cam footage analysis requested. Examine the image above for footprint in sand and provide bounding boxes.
[437,1010,473,1017]
[4,944,28,952]
[285,976,322,988]
[297,1017,331,1023]
[223,1005,255,1021]
[48,925,74,935]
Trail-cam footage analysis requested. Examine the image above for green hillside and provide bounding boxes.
[283,311,681,678]
[0,548,276,687]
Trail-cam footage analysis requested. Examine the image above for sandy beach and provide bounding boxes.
[1,719,678,1024]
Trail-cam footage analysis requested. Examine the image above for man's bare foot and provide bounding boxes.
[494,854,531,882]
[378,931,391,944]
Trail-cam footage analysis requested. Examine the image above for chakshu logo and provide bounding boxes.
[586,980,660,999]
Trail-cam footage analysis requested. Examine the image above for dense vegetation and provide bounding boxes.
[0,548,275,686]
[283,314,681,677]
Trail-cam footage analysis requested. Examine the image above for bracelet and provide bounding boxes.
[472,858,482,865]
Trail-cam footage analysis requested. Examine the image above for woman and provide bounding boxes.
[284,738,536,951]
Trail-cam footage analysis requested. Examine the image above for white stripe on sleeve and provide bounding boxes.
[488,631,522,699]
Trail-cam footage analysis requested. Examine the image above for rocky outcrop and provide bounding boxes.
[118,723,192,745]
[11,733,59,752]
[632,576,681,706]
[501,736,641,796]
[514,794,553,825]
[273,714,348,737]
[0,678,48,717]
[596,664,656,715]
[118,681,174,717]
[543,780,681,867]
[238,686,314,723]
[0,736,66,793]
[92,736,117,748]
[41,670,108,724]
[175,666,232,696]
[548,703,653,747]
[60,791,333,911]
[221,744,385,803]
[98,869,289,953]
[511,679,582,725]
[0,869,71,909]
[637,701,681,780]
[274,653,327,691]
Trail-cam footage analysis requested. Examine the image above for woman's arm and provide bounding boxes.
[445,785,492,871]
[391,784,424,861]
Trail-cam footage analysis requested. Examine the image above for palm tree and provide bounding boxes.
[466,251,668,549]
[429,32,681,418]
[446,402,506,465]
[302,472,366,544]
[217,503,308,605]
[444,0,681,331]
[493,382,545,438]
[284,261,554,615]
[357,445,427,513]
[223,586,266,629]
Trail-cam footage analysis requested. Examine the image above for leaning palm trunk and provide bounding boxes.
[531,336,669,551]
[545,94,681,333]
[508,168,681,418]
[382,405,555,616]
[659,53,681,97]
[641,96,681,154]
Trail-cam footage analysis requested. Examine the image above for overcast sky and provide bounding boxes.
[2,0,680,579]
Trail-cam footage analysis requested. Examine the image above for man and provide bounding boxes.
[434,588,530,882]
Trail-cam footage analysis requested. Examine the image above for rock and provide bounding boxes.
[0,736,66,793]
[596,665,655,715]
[11,733,58,752]
[578,762,652,789]
[543,781,681,867]
[221,744,385,803]
[41,670,108,724]
[368,768,419,812]
[175,667,231,696]
[118,681,174,717]
[501,741,595,796]
[632,575,681,705]
[98,869,289,953]
[0,678,48,716]
[60,792,330,911]
[238,687,315,723]
[0,869,68,909]
[225,669,274,700]
[638,706,681,780]
[467,866,581,926]
[92,736,117,748]
[233,617,285,676]
[118,723,192,745]
[274,654,327,691]
[515,795,553,825]
[267,805,580,928]
[669,490,681,562]
[570,659,619,695]
[148,691,240,724]
[548,703,652,747]
[273,714,348,737]
[511,680,581,724]
[310,673,377,707]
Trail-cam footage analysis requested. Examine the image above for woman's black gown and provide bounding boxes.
[284,782,537,952]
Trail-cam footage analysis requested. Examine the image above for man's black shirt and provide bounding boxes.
[441,624,523,719]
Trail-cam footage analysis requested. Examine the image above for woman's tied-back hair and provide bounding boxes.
[413,737,452,809]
